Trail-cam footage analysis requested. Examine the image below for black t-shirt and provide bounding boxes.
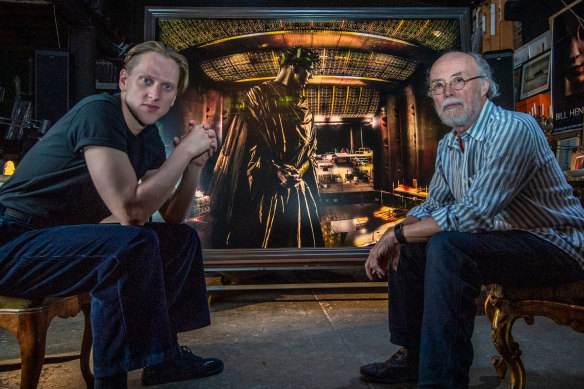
[0,93,166,226]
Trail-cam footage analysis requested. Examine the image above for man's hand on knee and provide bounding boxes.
[365,228,400,279]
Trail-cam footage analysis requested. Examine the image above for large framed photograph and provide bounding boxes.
[520,50,551,101]
[551,0,584,135]
[144,7,470,255]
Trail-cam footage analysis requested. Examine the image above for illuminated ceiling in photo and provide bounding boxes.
[155,15,463,118]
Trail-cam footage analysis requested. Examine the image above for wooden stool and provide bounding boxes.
[484,281,584,389]
[0,293,93,389]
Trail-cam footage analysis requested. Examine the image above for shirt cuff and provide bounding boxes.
[407,205,433,220]
[431,207,457,231]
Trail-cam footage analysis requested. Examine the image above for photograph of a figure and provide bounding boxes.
[150,12,465,250]
[551,0,584,134]
[210,48,324,248]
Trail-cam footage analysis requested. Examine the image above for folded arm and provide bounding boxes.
[85,122,216,225]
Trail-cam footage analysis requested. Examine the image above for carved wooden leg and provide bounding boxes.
[79,302,94,389]
[485,294,508,379]
[489,301,526,389]
[16,313,49,389]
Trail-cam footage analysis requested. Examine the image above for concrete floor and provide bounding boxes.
[1,287,584,389]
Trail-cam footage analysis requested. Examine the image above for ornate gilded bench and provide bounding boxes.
[484,281,584,389]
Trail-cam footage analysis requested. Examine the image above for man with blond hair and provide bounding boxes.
[0,41,223,388]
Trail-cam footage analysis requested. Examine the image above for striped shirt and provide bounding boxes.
[408,100,584,268]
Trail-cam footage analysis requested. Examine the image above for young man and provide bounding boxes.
[360,51,584,388]
[0,41,223,388]
[210,47,324,248]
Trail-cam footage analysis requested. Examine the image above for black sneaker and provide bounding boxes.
[141,345,224,386]
[360,346,419,384]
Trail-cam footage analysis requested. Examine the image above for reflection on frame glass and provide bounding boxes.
[144,7,470,250]
[520,50,551,101]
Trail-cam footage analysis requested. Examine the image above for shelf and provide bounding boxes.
[95,82,117,90]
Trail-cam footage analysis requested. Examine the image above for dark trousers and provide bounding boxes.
[388,231,584,389]
[0,216,210,378]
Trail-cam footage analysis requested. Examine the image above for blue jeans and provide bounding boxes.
[0,215,210,378]
[388,231,584,389]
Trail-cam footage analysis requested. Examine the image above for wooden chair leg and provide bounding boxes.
[15,313,49,389]
[485,294,509,379]
[79,303,94,389]
[489,301,526,389]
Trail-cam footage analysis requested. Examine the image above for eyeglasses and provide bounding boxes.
[428,76,485,95]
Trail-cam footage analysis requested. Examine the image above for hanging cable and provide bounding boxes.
[560,0,584,27]
[53,4,61,49]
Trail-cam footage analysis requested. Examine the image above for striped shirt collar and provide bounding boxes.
[447,99,494,148]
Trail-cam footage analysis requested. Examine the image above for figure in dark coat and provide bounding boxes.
[211,48,324,248]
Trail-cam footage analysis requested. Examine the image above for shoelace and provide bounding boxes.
[177,345,205,362]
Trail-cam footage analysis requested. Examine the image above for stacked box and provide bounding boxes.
[480,0,521,53]
[515,93,552,118]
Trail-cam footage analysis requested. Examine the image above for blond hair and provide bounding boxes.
[123,41,189,94]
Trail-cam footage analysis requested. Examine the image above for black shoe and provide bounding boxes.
[360,346,419,384]
[141,345,224,386]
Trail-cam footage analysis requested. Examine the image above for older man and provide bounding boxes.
[360,51,584,388]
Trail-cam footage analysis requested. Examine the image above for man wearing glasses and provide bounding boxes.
[360,51,584,388]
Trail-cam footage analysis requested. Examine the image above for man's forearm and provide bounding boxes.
[84,144,196,226]
[401,216,442,243]
[158,163,202,223]
[401,215,421,226]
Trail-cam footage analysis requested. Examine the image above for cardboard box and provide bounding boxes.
[481,2,493,53]
[515,93,552,118]
[481,0,521,53]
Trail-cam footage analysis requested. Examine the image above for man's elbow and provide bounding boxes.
[159,212,186,225]
[116,205,150,226]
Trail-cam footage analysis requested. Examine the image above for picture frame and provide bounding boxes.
[513,66,522,104]
[527,31,550,59]
[520,50,551,101]
[550,0,584,135]
[143,7,471,255]
[513,45,529,68]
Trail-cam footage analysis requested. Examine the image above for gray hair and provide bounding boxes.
[426,51,500,99]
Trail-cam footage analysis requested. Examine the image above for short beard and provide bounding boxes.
[436,97,475,128]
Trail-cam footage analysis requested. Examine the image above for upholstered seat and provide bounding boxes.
[484,281,584,389]
[0,293,93,389]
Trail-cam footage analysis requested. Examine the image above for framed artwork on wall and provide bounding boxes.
[520,50,551,101]
[143,7,470,256]
[550,0,584,135]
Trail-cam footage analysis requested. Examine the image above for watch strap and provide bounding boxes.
[394,223,407,244]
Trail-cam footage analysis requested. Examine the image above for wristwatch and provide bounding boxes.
[393,223,407,244]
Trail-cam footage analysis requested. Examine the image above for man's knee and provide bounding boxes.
[426,231,466,257]
[121,227,161,264]
[425,231,482,284]
[177,223,199,242]
[149,223,200,245]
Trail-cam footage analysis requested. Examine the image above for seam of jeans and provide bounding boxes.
[19,254,110,260]
[116,275,132,370]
